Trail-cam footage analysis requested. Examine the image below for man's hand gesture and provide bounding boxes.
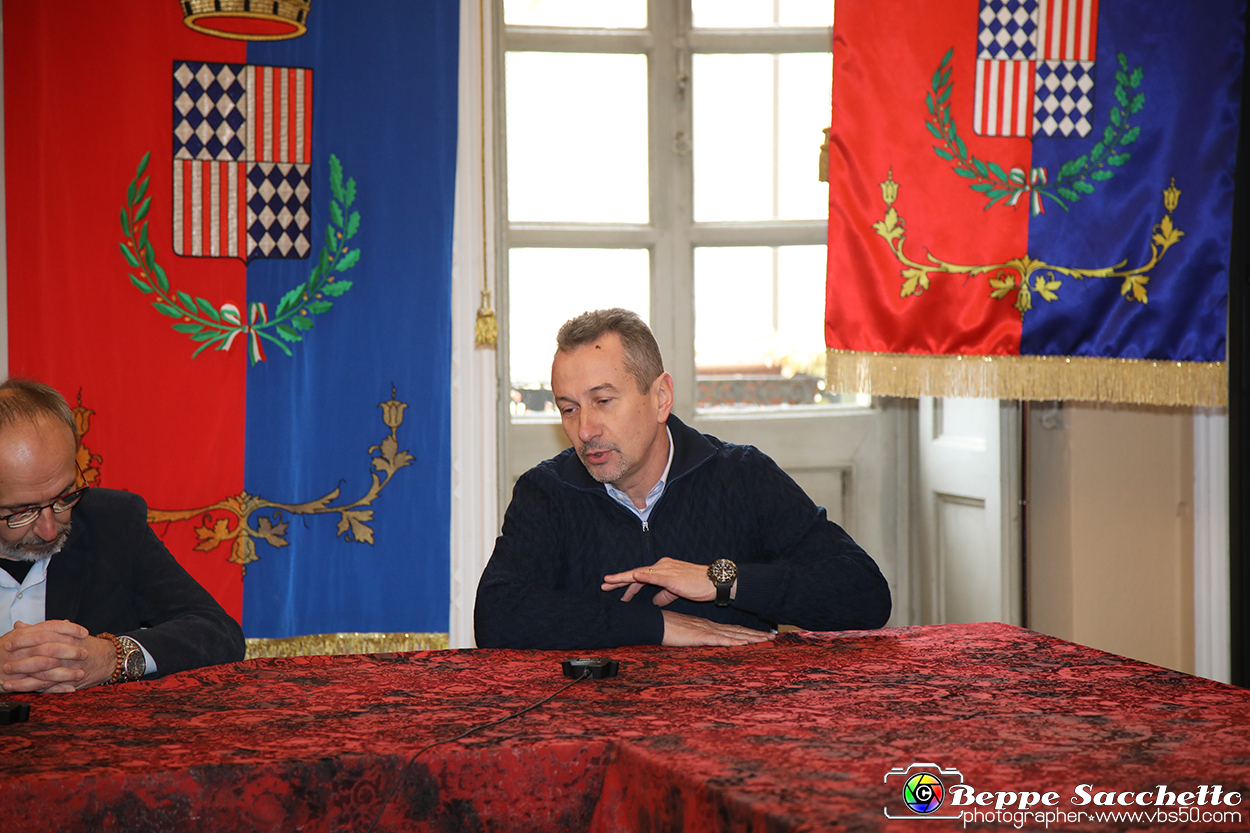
[602,557,773,647]
[602,556,728,606]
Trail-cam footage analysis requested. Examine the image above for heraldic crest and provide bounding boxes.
[120,59,361,363]
[873,2,1185,318]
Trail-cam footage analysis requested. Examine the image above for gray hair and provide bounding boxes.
[556,308,664,393]
[0,378,78,442]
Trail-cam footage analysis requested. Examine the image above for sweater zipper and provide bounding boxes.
[641,519,653,562]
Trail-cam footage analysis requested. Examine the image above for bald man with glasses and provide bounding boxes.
[0,379,244,693]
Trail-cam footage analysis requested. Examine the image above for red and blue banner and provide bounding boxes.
[5,2,458,638]
[826,0,1243,405]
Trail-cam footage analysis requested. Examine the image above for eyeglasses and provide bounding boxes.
[2,482,90,529]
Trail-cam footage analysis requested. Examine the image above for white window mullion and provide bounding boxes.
[651,0,697,418]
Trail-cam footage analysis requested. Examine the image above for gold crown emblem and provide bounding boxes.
[180,0,311,41]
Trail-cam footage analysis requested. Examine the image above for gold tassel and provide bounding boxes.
[473,0,498,350]
[474,288,498,347]
[818,127,830,183]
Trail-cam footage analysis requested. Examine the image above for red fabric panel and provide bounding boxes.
[302,70,314,164]
[4,4,247,619]
[237,161,247,259]
[182,159,193,255]
[1,625,1246,832]
[826,0,1027,356]
[286,68,296,164]
[256,66,268,162]
[200,157,211,252]
[216,161,226,257]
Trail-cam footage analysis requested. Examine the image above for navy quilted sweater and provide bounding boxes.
[474,416,891,649]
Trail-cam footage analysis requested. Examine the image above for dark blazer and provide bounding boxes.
[45,488,245,677]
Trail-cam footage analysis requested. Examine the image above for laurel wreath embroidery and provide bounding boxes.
[119,152,361,363]
[927,49,1144,215]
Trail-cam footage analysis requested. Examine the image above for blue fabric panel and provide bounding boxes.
[241,3,458,636]
[1021,1,1244,361]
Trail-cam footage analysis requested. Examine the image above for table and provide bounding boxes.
[2,623,1248,831]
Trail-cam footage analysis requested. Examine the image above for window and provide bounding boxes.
[502,0,863,416]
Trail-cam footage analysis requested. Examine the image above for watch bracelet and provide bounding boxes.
[96,632,124,685]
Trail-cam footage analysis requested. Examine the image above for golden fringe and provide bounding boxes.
[825,350,1227,407]
[245,632,449,660]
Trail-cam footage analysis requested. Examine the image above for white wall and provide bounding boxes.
[1028,402,1229,680]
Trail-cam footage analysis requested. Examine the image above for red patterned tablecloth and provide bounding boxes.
[1,623,1247,832]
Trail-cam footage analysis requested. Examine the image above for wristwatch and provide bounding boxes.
[707,559,737,608]
[99,633,147,684]
[116,635,147,682]
[116,635,146,680]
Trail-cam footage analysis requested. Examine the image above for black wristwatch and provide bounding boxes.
[707,559,737,608]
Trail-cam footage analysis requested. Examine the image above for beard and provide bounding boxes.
[0,520,71,562]
[578,441,628,485]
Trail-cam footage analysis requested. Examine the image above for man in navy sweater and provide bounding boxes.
[475,308,891,650]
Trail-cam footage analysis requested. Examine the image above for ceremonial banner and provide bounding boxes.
[5,2,458,638]
[825,0,1244,405]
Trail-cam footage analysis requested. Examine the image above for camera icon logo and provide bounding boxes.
[884,762,965,820]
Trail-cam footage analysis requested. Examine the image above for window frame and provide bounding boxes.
[495,0,834,423]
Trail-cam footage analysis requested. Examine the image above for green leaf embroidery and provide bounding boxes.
[337,249,361,271]
[120,243,141,269]
[121,152,363,363]
[196,297,223,321]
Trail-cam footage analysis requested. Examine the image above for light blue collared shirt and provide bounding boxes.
[0,556,158,676]
[604,426,675,524]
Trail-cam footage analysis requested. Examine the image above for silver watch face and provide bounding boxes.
[708,558,737,583]
[120,638,146,681]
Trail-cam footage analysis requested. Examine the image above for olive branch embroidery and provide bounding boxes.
[927,49,1144,215]
[120,152,361,363]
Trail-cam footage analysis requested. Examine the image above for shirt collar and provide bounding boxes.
[0,556,50,590]
[605,425,674,514]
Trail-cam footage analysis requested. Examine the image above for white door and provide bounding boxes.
[916,397,1022,625]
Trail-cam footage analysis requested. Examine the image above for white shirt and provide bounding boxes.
[0,556,157,675]
[605,426,675,524]
[0,558,49,633]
